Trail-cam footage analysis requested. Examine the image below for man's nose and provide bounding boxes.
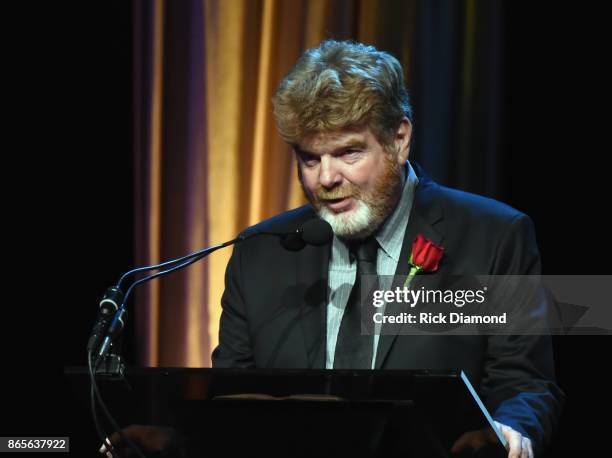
[318,156,342,189]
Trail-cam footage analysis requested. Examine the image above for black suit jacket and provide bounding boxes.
[212,163,564,455]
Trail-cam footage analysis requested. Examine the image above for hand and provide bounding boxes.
[493,421,534,458]
[451,420,533,458]
[98,424,179,457]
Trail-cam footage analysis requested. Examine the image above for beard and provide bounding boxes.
[299,155,403,240]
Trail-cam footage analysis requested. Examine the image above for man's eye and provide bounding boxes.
[342,150,361,158]
[302,155,319,166]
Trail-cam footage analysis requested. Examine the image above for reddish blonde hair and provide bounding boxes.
[272,40,412,149]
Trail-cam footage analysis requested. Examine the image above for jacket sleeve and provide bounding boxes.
[480,214,565,456]
[211,241,256,368]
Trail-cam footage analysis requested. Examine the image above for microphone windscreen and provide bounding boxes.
[301,219,333,246]
[280,232,306,251]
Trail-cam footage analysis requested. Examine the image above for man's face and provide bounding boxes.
[295,121,411,240]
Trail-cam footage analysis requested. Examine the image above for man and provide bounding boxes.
[212,40,563,458]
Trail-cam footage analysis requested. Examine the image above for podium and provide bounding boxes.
[64,367,507,457]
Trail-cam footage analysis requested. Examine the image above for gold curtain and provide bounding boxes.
[135,0,417,367]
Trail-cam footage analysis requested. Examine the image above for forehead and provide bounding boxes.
[298,126,379,154]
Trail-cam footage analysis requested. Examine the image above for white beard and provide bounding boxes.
[317,199,376,239]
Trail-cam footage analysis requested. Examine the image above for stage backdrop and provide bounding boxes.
[132,0,507,366]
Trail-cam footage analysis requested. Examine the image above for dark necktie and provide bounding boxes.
[334,237,379,369]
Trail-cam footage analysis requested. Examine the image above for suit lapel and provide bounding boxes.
[296,241,330,369]
[374,179,446,369]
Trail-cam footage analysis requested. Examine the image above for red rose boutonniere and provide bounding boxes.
[403,234,444,288]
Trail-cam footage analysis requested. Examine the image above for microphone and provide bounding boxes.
[95,219,333,360]
[87,287,123,355]
[301,218,333,245]
[281,218,333,251]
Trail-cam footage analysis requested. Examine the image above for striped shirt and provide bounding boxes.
[326,161,419,369]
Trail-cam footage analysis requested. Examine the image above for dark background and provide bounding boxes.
[9,1,608,456]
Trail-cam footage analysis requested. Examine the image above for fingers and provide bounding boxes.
[502,425,524,458]
[497,422,533,458]
[521,436,534,458]
[451,430,488,453]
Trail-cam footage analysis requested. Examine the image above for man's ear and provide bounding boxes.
[394,117,412,165]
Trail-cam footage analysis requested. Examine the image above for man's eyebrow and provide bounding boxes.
[335,140,367,151]
[294,140,367,156]
[293,146,316,158]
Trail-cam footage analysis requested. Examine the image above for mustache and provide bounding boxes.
[314,185,361,201]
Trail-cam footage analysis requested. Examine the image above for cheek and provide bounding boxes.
[344,160,379,189]
[299,167,318,191]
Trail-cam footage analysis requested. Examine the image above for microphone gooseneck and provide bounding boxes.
[95,219,333,361]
